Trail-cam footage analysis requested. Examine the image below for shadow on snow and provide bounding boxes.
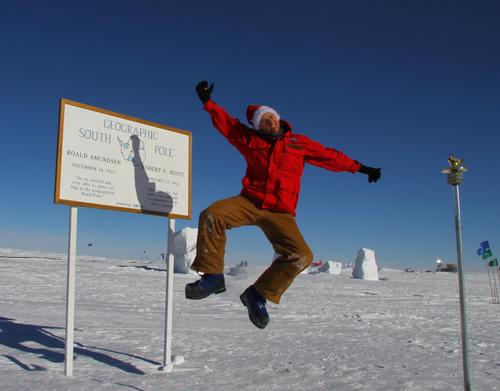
[0,316,160,374]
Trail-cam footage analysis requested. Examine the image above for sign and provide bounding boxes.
[55,99,192,219]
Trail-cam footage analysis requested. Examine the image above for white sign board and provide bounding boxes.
[55,99,192,219]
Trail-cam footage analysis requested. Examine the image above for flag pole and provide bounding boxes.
[478,243,499,304]
[492,262,500,304]
[486,265,496,304]
[496,265,500,303]
[441,155,471,391]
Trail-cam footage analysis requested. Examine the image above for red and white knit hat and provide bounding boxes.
[246,105,280,129]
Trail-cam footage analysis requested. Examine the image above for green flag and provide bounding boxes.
[482,249,493,259]
[488,258,498,267]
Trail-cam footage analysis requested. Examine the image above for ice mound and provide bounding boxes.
[352,248,379,281]
[318,260,342,275]
[173,227,198,274]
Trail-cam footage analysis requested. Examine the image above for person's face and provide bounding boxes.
[259,112,280,133]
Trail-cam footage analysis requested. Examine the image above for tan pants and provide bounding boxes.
[190,195,313,304]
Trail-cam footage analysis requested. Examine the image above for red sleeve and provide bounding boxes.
[203,100,252,149]
[302,136,361,173]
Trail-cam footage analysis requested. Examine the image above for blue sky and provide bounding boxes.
[1,1,498,271]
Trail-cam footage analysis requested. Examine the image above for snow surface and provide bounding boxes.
[1,248,499,390]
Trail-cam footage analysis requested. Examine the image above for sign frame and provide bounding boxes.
[55,98,192,219]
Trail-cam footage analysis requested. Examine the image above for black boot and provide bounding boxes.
[240,286,270,329]
[185,274,226,300]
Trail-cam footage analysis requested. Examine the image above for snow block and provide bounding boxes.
[172,227,198,274]
[352,248,379,281]
[318,261,342,275]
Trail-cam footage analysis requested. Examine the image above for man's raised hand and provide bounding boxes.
[358,165,381,183]
[195,80,214,104]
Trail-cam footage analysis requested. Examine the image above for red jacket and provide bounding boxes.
[204,100,361,215]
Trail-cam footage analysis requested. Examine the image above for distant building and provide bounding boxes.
[436,259,457,272]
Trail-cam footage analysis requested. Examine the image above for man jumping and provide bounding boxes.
[186,81,381,329]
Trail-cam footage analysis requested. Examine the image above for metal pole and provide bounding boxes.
[160,218,176,372]
[486,266,496,304]
[65,207,78,376]
[492,266,500,304]
[442,155,471,391]
[451,185,472,391]
[497,267,500,303]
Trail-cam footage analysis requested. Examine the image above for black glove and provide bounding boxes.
[358,164,381,183]
[195,80,214,104]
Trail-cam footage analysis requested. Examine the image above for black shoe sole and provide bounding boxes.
[185,287,226,300]
[240,293,269,329]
